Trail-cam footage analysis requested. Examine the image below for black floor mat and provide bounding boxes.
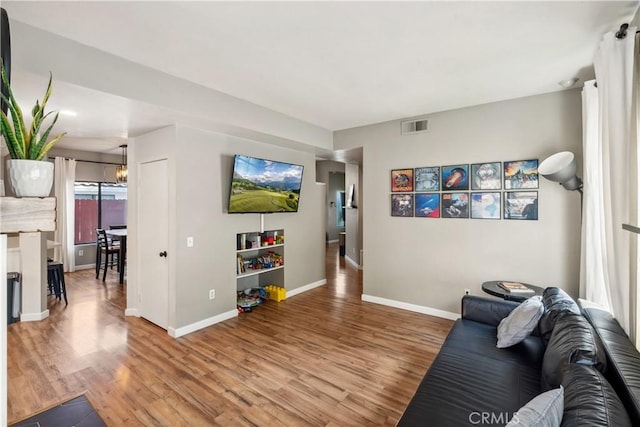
[10,395,106,427]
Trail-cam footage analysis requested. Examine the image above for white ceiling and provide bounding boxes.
[3,1,639,155]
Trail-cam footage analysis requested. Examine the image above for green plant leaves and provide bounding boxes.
[32,112,66,160]
[0,60,65,160]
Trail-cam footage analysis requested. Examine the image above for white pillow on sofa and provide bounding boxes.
[506,386,564,427]
[497,295,543,348]
[505,386,564,427]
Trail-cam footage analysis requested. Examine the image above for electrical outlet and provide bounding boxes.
[78,249,84,256]
[464,288,471,295]
[209,289,215,300]
[187,236,194,247]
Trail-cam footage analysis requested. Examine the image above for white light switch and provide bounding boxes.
[187,236,194,247]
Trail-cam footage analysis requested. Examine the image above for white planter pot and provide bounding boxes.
[6,159,54,197]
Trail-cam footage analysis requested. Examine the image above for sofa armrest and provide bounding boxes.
[461,295,519,326]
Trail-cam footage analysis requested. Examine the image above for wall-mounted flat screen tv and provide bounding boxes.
[228,155,304,213]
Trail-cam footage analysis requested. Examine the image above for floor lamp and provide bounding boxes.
[539,151,583,193]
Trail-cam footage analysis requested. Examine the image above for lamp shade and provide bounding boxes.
[538,151,582,191]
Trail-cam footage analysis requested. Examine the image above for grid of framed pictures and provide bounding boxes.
[391,159,538,220]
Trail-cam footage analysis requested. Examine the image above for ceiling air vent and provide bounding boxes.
[401,118,428,135]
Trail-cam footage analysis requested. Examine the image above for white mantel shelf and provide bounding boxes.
[0,197,56,233]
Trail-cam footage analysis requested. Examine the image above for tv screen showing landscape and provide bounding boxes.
[228,155,304,213]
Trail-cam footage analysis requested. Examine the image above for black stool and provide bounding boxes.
[47,261,68,305]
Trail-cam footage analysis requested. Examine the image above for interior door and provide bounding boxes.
[138,159,169,329]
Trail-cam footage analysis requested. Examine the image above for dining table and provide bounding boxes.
[105,228,127,284]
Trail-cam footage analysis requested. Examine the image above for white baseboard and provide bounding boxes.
[124,308,140,317]
[165,278,328,338]
[286,279,327,298]
[361,294,459,321]
[74,264,95,271]
[20,310,50,322]
[345,255,362,270]
[327,239,339,244]
[168,309,238,338]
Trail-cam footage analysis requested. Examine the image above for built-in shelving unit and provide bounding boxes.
[236,229,285,290]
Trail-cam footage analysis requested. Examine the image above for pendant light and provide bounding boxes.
[115,144,128,183]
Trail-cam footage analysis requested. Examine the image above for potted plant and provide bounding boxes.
[0,61,66,197]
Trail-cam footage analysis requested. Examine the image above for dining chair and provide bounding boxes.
[95,228,120,281]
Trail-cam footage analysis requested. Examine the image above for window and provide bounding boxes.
[74,182,127,244]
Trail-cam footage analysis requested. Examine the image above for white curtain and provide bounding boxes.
[54,157,76,272]
[580,27,638,336]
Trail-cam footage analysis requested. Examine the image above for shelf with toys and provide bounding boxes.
[237,264,284,279]
[237,243,283,255]
[236,229,286,312]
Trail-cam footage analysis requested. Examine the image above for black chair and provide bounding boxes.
[96,228,119,281]
[47,261,68,305]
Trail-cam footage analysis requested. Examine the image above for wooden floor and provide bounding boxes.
[7,244,454,426]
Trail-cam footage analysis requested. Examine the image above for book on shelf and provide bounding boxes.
[498,281,535,294]
[237,255,245,274]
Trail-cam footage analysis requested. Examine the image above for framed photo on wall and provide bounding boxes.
[471,192,501,219]
[391,168,414,192]
[391,194,414,217]
[415,193,440,218]
[441,192,469,218]
[504,191,538,220]
[441,164,469,191]
[471,162,502,190]
[415,166,440,192]
[504,159,538,189]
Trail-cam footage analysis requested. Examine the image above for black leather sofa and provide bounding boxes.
[397,291,640,426]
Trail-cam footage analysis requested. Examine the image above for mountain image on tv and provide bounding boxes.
[229,155,304,213]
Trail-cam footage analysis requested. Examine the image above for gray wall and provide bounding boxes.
[49,147,123,183]
[334,90,583,314]
[128,126,326,329]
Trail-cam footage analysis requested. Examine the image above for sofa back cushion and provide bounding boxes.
[542,313,606,390]
[539,287,580,346]
[561,364,632,427]
[582,307,640,426]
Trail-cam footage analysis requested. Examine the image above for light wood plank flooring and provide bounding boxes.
[8,244,454,426]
